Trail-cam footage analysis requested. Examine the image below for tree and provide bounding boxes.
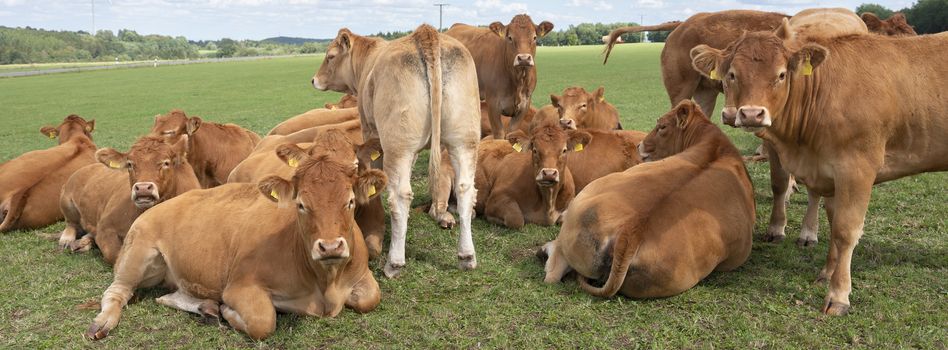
[217,38,237,57]
[647,30,669,42]
[856,3,895,18]
[901,0,948,34]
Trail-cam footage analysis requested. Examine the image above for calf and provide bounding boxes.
[324,94,358,110]
[86,148,385,341]
[566,129,645,192]
[541,101,754,298]
[267,107,359,136]
[861,12,917,36]
[151,109,260,188]
[58,136,201,264]
[690,19,948,314]
[0,115,96,232]
[551,86,622,130]
[477,124,591,229]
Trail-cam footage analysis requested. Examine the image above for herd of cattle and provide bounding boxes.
[0,8,944,341]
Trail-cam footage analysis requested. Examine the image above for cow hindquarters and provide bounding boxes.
[821,173,873,316]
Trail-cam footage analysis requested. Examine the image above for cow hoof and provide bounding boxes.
[762,226,786,243]
[822,300,850,316]
[458,254,477,270]
[69,238,92,253]
[536,247,549,262]
[85,322,110,340]
[383,262,403,279]
[438,217,456,230]
[198,300,221,325]
[796,237,818,248]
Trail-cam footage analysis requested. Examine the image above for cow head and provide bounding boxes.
[259,148,386,265]
[862,12,917,36]
[281,128,383,175]
[150,109,201,146]
[312,28,365,94]
[550,86,617,128]
[40,115,94,144]
[489,14,553,68]
[324,94,358,110]
[690,18,828,131]
[506,124,591,187]
[639,100,708,161]
[95,136,190,209]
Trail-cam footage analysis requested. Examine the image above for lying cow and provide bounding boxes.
[861,12,917,36]
[476,124,591,229]
[313,25,482,278]
[58,135,201,264]
[85,147,386,341]
[0,115,97,232]
[566,129,645,192]
[541,100,754,298]
[253,119,362,156]
[324,93,358,110]
[267,107,359,136]
[551,86,623,130]
[690,19,948,314]
[447,15,553,138]
[150,109,260,188]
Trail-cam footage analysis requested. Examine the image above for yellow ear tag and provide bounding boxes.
[108,161,121,169]
[370,151,381,161]
[512,143,523,152]
[367,185,377,197]
[48,132,56,139]
[288,158,299,168]
[270,190,280,200]
[801,57,813,76]
[598,96,605,103]
[573,143,584,152]
[497,31,504,38]
[330,105,337,110]
[709,69,719,80]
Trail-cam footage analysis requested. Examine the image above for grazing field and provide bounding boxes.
[0,43,945,348]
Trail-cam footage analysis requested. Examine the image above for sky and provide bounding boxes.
[0,0,918,41]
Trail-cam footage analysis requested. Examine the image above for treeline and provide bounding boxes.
[857,0,947,34]
[369,22,671,45]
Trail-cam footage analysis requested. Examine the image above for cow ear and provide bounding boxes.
[489,22,506,37]
[690,45,724,81]
[355,169,387,204]
[536,21,554,37]
[356,138,383,170]
[566,130,592,153]
[861,12,883,31]
[95,148,128,170]
[85,120,95,133]
[336,28,353,51]
[324,102,335,110]
[506,130,530,152]
[550,94,561,108]
[890,13,907,23]
[790,43,828,74]
[186,116,202,135]
[275,143,308,169]
[592,86,605,104]
[40,126,58,140]
[674,101,696,129]
[258,175,294,205]
[774,17,793,41]
[172,135,189,165]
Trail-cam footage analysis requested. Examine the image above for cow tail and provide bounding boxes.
[577,222,643,298]
[603,21,682,64]
[415,24,443,193]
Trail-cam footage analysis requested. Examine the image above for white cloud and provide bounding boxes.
[594,1,613,11]
[475,0,528,14]
[638,0,664,8]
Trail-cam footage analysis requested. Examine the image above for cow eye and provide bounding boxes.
[532,36,537,41]
[778,72,786,81]
[507,36,512,41]
[728,72,736,81]
[659,125,666,131]
[162,160,171,168]
[298,202,306,212]
[326,54,335,60]
[580,103,587,109]
[162,130,175,136]
[348,198,355,209]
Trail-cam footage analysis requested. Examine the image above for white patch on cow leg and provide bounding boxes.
[449,145,477,270]
[542,241,572,283]
[156,291,205,314]
[58,226,77,250]
[221,304,247,332]
[384,153,415,278]
[798,190,821,248]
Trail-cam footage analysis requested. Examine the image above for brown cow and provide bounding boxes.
[313,25,482,278]
[476,124,591,229]
[150,109,261,188]
[85,149,386,341]
[541,101,754,298]
[446,15,553,139]
[267,107,359,136]
[690,20,948,315]
[0,115,96,232]
[324,94,358,110]
[253,119,363,156]
[227,129,387,258]
[57,136,201,264]
[551,86,622,130]
[861,12,917,36]
[566,129,645,192]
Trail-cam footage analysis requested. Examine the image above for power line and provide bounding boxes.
[434,3,449,31]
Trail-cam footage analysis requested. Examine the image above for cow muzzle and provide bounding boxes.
[514,54,534,67]
[721,106,738,127]
[131,182,160,209]
[313,237,350,263]
[312,77,327,91]
[559,118,577,130]
[735,106,771,129]
[536,168,559,187]
[637,142,651,162]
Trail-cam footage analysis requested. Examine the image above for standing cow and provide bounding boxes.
[690,19,948,315]
[446,15,553,139]
[312,24,481,278]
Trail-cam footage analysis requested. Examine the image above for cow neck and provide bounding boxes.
[290,217,352,293]
[350,37,387,96]
[535,173,561,220]
[677,122,729,167]
[63,133,97,154]
[168,164,201,199]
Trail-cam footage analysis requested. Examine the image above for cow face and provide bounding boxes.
[96,136,189,209]
[507,125,591,187]
[40,115,94,144]
[550,86,605,126]
[639,100,707,161]
[312,28,360,94]
[324,94,358,110]
[259,148,386,265]
[150,109,201,145]
[489,15,553,68]
[862,12,917,36]
[690,18,828,131]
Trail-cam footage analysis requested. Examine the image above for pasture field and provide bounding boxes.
[0,44,945,349]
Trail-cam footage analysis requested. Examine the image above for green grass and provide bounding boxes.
[0,44,945,349]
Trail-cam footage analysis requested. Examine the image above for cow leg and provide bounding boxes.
[487,102,505,140]
[541,241,572,283]
[86,244,165,340]
[815,196,838,284]
[763,143,790,243]
[427,152,456,230]
[485,196,525,229]
[820,175,872,316]
[448,143,477,270]
[797,190,821,248]
[346,271,381,313]
[95,227,124,266]
[156,290,220,321]
[221,284,276,340]
[692,87,718,118]
[383,152,416,278]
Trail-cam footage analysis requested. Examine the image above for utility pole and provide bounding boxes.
[434,3,449,31]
